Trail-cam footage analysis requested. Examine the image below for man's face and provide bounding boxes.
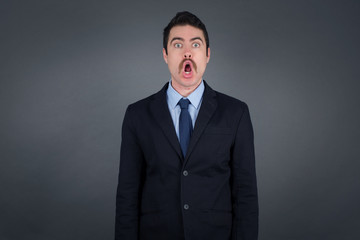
[163,25,210,94]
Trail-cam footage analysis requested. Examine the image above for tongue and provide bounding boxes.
[185,64,191,72]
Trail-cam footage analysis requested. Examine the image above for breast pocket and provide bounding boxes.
[197,127,234,166]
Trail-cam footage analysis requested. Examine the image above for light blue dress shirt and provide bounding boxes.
[166,80,205,140]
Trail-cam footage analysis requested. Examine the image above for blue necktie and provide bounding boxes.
[178,98,193,157]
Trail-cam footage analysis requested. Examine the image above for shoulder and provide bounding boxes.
[215,90,248,109]
[126,83,168,113]
[123,83,169,125]
[204,80,250,117]
[127,93,155,111]
[214,91,250,124]
[204,80,249,112]
[123,94,156,123]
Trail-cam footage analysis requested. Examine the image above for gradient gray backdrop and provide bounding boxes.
[1,0,359,239]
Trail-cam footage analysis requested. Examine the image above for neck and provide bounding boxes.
[171,80,202,97]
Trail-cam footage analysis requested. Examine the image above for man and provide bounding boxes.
[115,11,258,240]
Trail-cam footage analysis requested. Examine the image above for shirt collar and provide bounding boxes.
[167,80,204,109]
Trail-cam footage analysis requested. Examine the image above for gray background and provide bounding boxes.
[1,0,359,239]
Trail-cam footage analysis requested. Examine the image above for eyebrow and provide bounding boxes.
[170,37,204,44]
[190,37,203,43]
[170,37,184,44]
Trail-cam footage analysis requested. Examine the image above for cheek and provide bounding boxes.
[168,57,178,66]
[198,60,208,71]
[168,62,179,73]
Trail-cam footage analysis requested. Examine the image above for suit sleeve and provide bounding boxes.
[115,106,144,240]
[231,103,259,240]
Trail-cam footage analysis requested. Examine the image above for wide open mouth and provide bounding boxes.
[178,59,197,75]
[185,63,191,73]
[183,61,192,74]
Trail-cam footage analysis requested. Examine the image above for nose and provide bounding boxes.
[184,51,192,59]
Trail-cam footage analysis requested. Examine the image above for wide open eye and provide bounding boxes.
[192,43,200,48]
[174,43,182,48]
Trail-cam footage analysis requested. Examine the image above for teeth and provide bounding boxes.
[185,72,190,74]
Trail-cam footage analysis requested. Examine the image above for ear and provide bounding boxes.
[206,47,211,63]
[162,48,168,64]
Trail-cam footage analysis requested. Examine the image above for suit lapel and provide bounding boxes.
[149,83,183,160]
[184,81,217,164]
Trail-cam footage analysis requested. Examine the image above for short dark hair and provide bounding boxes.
[163,11,209,56]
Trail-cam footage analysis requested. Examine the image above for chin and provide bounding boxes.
[181,77,200,86]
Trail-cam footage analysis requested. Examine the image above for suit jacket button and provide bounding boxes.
[184,204,189,210]
[183,170,188,176]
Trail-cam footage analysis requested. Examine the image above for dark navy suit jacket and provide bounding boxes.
[115,81,258,240]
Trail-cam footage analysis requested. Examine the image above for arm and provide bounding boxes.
[231,103,259,240]
[115,106,144,240]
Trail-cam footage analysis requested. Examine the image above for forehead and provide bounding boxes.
[168,25,205,42]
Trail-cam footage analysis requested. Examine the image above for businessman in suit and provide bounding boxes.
[115,11,258,240]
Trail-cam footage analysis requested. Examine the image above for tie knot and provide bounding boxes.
[178,98,190,109]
